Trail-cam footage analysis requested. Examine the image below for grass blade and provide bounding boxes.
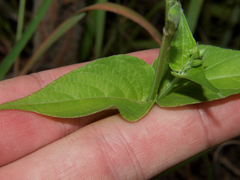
[19,13,86,75]
[130,1,164,41]
[203,154,214,180]
[80,16,95,61]
[11,2,161,76]
[94,0,108,58]
[0,0,52,80]
[76,2,162,46]
[186,0,204,34]
[221,5,240,47]
[14,0,26,76]
[16,0,26,42]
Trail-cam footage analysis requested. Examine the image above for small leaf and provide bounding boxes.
[157,80,218,107]
[171,65,221,95]
[169,13,196,71]
[0,55,155,121]
[202,45,240,96]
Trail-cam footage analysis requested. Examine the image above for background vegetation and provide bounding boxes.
[0,0,239,179]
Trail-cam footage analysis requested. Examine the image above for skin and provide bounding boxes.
[0,49,240,179]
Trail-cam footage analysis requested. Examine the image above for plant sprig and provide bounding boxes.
[0,1,240,121]
[149,1,182,101]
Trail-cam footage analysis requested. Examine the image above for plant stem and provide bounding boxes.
[165,0,175,29]
[158,76,180,99]
[148,29,173,100]
[148,0,176,100]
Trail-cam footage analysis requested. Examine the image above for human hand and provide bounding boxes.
[0,49,240,179]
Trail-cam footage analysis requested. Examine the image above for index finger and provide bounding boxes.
[0,49,160,166]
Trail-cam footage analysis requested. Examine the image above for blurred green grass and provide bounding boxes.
[81,0,240,61]
[0,0,239,76]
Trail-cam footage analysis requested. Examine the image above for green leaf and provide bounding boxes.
[0,55,155,121]
[202,45,240,96]
[171,65,221,95]
[169,13,196,72]
[157,45,240,107]
[168,24,221,95]
[157,10,223,106]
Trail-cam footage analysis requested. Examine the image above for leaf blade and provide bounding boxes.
[203,45,240,95]
[169,13,196,71]
[171,65,221,95]
[0,55,154,121]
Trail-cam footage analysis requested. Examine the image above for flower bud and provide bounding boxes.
[167,2,182,35]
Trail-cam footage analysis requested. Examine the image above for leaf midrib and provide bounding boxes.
[1,97,150,108]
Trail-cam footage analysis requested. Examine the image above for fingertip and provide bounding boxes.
[127,48,160,64]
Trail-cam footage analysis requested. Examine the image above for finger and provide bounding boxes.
[0,49,160,166]
[127,48,159,64]
[1,95,240,179]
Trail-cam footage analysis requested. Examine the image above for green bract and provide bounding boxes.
[0,4,240,121]
[157,45,240,107]
[167,2,182,34]
[168,13,196,72]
